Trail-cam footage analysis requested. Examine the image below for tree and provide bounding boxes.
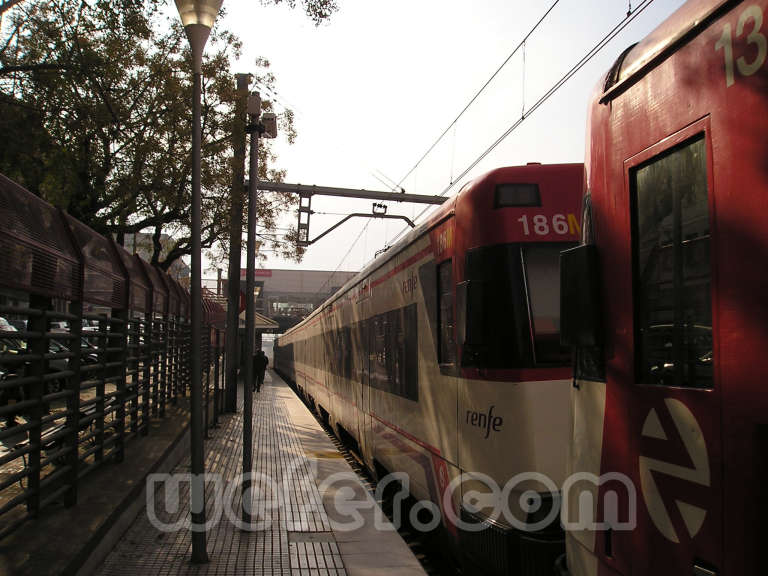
[0,0,329,270]
[259,0,338,25]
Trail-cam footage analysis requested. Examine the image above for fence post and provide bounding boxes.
[141,313,151,434]
[149,310,158,417]
[92,315,107,464]
[26,294,49,516]
[128,315,139,436]
[180,319,189,397]
[159,312,167,418]
[64,299,83,506]
[175,316,181,401]
[204,325,210,437]
[167,314,176,405]
[213,329,220,427]
[113,309,128,462]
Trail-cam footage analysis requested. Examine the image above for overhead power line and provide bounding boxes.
[313,221,371,298]
[445,0,655,190]
[385,0,656,248]
[395,0,561,188]
[333,2,562,270]
[319,0,658,273]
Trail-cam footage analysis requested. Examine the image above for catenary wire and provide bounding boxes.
[384,0,656,249]
[321,1,562,269]
[313,221,372,298]
[394,0,561,189]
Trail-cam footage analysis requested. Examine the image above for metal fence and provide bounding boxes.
[0,174,227,538]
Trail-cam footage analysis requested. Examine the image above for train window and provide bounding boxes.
[390,310,404,394]
[356,321,368,383]
[395,304,418,399]
[523,244,572,364]
[438,260,456,365]
[327,329,339,376]
[631,134,712,388]
[369,305,418,401]
[464,244,532,368]
[342,327,352,380]
[372,316,388,390]
[495,183,541,207]
[404,304,418,397]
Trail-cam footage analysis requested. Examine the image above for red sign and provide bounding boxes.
[240,269,273,278]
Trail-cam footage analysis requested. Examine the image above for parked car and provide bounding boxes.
[1,327,25,427]
[48,320,69,332]
[82,319,100,333]
[7,318,26,331]
[46,338,99,393]
[0,316,18,333]
[0,336,98,398]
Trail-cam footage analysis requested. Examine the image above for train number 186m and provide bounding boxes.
[517,213,580,236]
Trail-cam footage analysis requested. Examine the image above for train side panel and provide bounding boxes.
[569,1,768,575]
[277,163,583,576]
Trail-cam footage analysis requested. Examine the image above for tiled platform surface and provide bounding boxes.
[96,371,426,576]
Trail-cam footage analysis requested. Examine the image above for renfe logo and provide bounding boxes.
[402,271,417,296]
[466,406,503,439]
[639,398,710,543]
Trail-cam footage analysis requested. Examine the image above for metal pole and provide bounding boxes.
[190,68,209,564]
[242,100,259,524]
[225,73,250,413]
[252,181,447,204]
[213,328,220,427]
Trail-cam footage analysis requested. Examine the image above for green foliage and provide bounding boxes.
[260,0,339,25]
[0,0,321,269]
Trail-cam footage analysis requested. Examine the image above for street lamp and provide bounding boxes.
[174,0,223,565]
[242,92,277,525]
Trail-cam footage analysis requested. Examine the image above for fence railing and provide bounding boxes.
[0,173,227,539]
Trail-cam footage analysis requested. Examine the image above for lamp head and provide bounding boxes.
[174,0,223,72]
[175,0,223,28]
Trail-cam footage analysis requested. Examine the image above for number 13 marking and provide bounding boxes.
[715,5,767,87]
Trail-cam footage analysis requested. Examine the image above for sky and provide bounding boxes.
[208,0,687,277]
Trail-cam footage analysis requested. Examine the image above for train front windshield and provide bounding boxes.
[464,242,573,368]
[523,245,567,364]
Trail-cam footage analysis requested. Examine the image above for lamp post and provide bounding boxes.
[242,93,277,524]
[242,91,260,524]
[174,0,223,564]
[225,73,250,414]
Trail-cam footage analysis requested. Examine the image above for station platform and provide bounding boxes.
[94,370,427,576]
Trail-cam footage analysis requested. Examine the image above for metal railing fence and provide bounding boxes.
[0,174,226,539]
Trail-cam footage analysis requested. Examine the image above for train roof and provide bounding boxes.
[601,0,729,102]
[280,163,581,337]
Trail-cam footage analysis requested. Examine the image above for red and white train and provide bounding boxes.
[560,1,767,575]
[277,0,766,574]
[275,164,583,574]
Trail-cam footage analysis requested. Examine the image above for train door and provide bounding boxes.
[622,123,722,576]
[358,318,374,468]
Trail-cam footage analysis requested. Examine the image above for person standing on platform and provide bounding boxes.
[253,349,268,392]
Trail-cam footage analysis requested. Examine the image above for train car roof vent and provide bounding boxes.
[603,43,638,95]
[527,162,541,165]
